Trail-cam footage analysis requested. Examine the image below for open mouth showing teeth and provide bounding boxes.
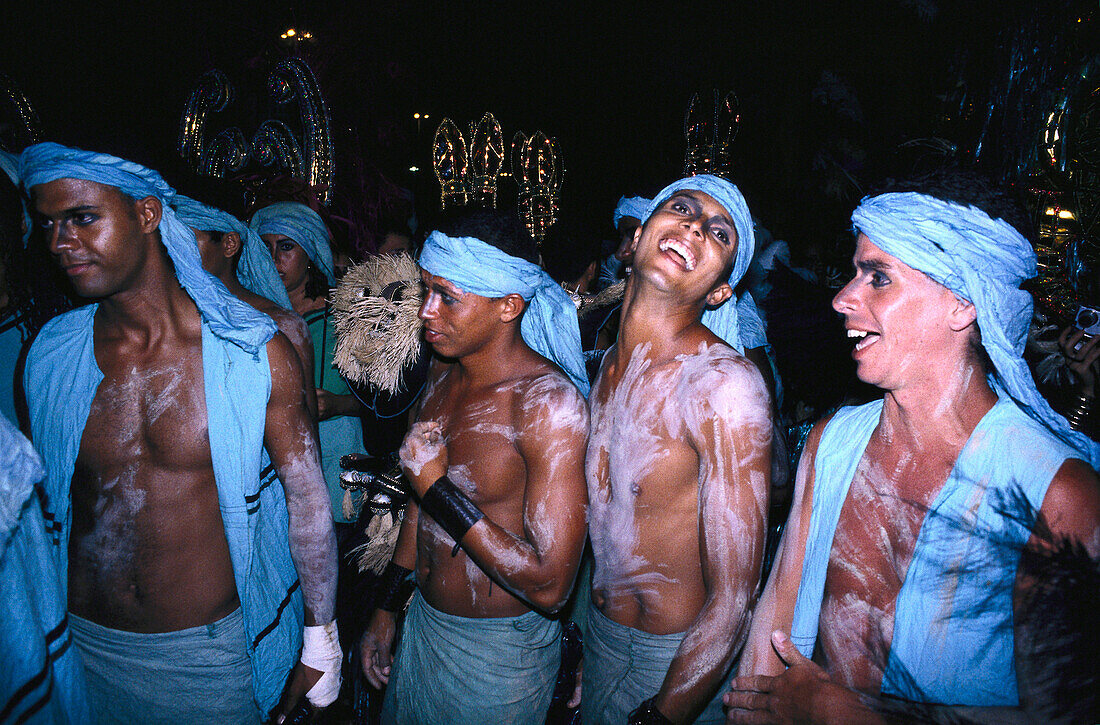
[658,238,696,271]
[847,329,879,351]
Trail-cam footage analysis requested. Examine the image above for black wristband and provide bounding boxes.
[419,475,485,546]
[627,696,672,725]
[376,560,415,613]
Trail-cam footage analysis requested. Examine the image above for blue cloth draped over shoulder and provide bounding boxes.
[852,192,1099,467]
[419,230,589,395]
[19,142,275,355]
[24,305,302,714]
[173,195,294,310]
[641,175,757,352]
[250,201,336,287]
[1,415,91,723]
[790,396,1074,705]
[613,195,650,230]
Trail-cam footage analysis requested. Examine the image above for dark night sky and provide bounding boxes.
[1,1,1008,252]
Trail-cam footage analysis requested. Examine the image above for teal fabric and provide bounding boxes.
[24,305,303,715]
[419,230,589,395]
[173,195,294,311]
[641,175,757,352]
[71,608,260,724]
[736,292,767,351]
[613,195,650,229]
[789,396,1074,706]
[381,592,561,725]
[852,192,1099,467]
[0,323,22,426]
[251,201,335,286]
[1,414,91,724]
[581,605,726,725]
[19,142,276,356]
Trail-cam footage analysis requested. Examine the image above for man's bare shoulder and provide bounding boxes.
[265,331,304,387]
[1041,457,1100,554]
[509,367,588,438]
[676,341,769,419]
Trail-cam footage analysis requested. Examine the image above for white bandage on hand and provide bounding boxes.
[301,620,343,707]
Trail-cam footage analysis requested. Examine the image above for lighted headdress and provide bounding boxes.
[431,113,504,210]
[683,90,740,178]
[178,58,335,206]
[511,130,564,245]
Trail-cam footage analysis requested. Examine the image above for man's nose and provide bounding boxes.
[418,294,437,320]
[47,221,72,254]
[832,279,858,314]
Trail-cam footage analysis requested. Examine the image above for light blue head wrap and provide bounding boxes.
[641,174,757,352]
[250,201,335,287]
[853,191,1100,467]
[613,196,651,230]
[419,230,589,395]
[174,195,293,311]
[20,142,275,355]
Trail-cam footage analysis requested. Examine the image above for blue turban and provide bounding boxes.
[613,196,651,230]
[853,192,1099,467]
[250,201,335,287]
[419,231,589,395]
[641,174,757,351]
[174,196,294,311]
[20,142,275,355]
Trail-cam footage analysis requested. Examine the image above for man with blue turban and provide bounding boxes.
[174,195,318,419]
[19,143,342,723]
[360,209,589,724]
[584,174,772,724]
[729,172,1100,721]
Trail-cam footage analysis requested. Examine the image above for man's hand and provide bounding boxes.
[316,388,358,421]
[567,657,583,709]
[725,631,877,725]
[398,421,448,495]
[360,610,397,689]
[271,661,324,724]
[1059,327,1100,398]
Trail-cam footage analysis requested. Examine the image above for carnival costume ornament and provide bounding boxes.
[511,130,564,245]
[419,231,588,395]
[172,195,294,311]
[177,58,335,205]
[433,118,469,210]
[468,113,505,208]
[683,90,740,178]
[330,252,424,395]
[852,192,1100,467]
[641,175,756,352]
[20,143,277,355]
[0,72,42,151]
[250,201,336,286]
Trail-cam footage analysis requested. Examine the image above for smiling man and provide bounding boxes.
[727,173,1100,723]
[359,209,590,724]
[20,143,340,723]
[584,175,772,725]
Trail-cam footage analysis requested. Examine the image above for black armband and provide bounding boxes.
[376,560,416,613]
[419,475,484,546]
[627,696,673,725]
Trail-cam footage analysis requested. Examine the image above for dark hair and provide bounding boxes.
[871,167,1032,240]
[437,208,539,265]
[304,261,329,301]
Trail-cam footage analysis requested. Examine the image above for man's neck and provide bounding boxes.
[879,357,998,452]
[617,275,707,359]
[98,260,198,341]
[214,267,247,298]
[454,328,531,388]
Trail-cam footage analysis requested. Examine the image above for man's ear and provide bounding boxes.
[705,281,733,309]
[222,232,243,260]
[134,196,162,234]
[629,225,643,255]
[499,293,527,324]
[946,294,978,332]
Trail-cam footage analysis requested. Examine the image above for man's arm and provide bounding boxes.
[649,358,772,723]
[361,498,419,688]
[264,332,338,625]
[400,376,589,613]
[735,417,827,678]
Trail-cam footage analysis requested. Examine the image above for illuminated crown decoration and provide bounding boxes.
[683,90,740,178]
[178,58,335,205]
[0,72,43,151]
[432,112,504,210]
[511,130,563,245]
[432,117,469,210]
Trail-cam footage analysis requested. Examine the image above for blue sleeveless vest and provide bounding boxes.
[24,304,302,714]
[789,396,1074,705]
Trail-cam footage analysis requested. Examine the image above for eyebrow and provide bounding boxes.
[856,259,892,273]
[420,273,464,296]
[669,192,734,227]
